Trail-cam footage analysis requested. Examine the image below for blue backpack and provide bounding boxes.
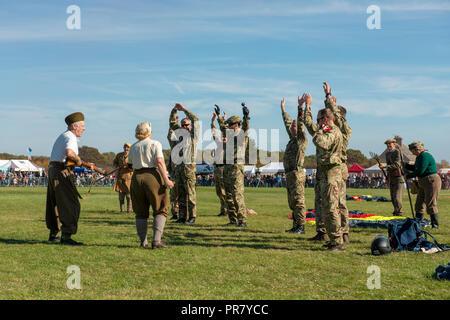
[388,218,448,252]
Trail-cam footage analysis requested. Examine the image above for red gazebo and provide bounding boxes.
[348,163,365,173]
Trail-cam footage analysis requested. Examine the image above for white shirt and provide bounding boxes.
[50,130,79,162]
[128,138,164,170]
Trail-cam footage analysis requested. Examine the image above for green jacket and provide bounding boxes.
[405,151,437,179]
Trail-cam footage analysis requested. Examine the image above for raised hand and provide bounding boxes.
[242,102,250,118]
[211,113,217,122]
[281,98,286,112]
[323,82,331,96]
[214,104,221,116]
[298,94,305,107]
[175,103,185,111]
[305,93,312,107]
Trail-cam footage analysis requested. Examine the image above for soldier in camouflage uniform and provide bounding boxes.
[167,120,179,220]
[323,82,352,244]
[281,95,308,234]
[216,104,250,228]
[304,95,328,242]
[379,138,404,216]
[211,112,228,216]
[311,105,345,251]
[169,103,199,224]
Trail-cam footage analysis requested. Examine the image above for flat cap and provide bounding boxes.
[226,115,242,125]
[408,141,424,150]
[384,138,396,145]
[65,112,85,126]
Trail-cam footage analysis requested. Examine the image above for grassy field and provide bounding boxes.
[0,186,449,300]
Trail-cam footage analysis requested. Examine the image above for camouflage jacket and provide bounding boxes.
[211,121,225,165]
[282,110,307,172]
[217,114,249,165]
[324,96,352,163]
[169,108,199,165]
[312,124,343,167]
[304,105,323,165]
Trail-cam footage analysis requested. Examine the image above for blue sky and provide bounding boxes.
[1,0,449,162]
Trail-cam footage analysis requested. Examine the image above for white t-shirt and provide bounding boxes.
[50,130,79,162]
[128,138,164,170]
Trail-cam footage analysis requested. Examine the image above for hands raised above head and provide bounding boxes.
[214,104,221,116]
[242,102,250,119]
[323,82,331,96]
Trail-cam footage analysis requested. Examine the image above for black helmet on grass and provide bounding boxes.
[371,235,392,256]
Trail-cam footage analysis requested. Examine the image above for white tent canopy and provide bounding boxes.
[244,165,257,176]
[364,163,385,175]
[0,159,44,174]
[258,162,285,174]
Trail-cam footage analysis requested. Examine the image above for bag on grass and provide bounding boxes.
[388,218,449,253]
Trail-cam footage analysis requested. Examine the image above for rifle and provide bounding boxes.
[66,160,105,175]
[369,152,388,180]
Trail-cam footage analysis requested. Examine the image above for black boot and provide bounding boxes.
[415,212,424,221]
[430,214,439,229]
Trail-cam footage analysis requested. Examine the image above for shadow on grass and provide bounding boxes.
[0,237,55,245]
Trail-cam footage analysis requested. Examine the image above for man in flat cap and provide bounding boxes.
[45,112,94,245]
[379,138,404,216]
[113,143,133,213]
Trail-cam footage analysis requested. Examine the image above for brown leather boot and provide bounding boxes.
[308,232,329,241]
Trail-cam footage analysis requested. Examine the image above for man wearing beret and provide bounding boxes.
[45,112,94,245]
[379,138,404,216]
[113,143,133,213]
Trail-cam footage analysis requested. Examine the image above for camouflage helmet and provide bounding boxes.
[408,141,424,151]
[384,138,396,145]
[226,115,242,125]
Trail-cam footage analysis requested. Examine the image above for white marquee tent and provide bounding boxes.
[244,165,257,176]
[258,162,285,174]
[0,159,44,174]
[363,163,385,175]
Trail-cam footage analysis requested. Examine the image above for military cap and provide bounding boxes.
[408,141,424,150]
[65,112,85,126]
[124,142,131,148]
[226,115,242,125]
[384,138,396,145]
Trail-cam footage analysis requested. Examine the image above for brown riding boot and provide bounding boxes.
[343,233,350,244]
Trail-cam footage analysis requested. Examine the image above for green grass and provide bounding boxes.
[0,186,449,300]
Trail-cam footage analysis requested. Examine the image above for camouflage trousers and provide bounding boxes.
[214,165,227,215]
[389,176,404,216]
[223,164,247,224]
[169,180,179,217]
[318,165,343,246]
[339,163,349,235]
[175,163,197,220]
[314,168,326,234]
[285,169,306,228]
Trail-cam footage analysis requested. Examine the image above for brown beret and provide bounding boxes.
[65,112,85,126]
[384,138,396,145]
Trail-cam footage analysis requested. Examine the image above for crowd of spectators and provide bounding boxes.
[2,168,449,190]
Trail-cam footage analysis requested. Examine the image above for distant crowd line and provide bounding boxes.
[2,169,449,190]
